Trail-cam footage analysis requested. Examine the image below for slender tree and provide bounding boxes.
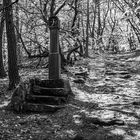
[91,0,97,41]
[3,0,20,89]
[85,0,90,57]
[15,3,22,65]
[0,3,6,78]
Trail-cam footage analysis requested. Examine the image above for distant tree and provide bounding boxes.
[3,0,20,89]
[15,3,22,65]
[91,0,97,45]
[71,0,79,35]
[0,3,6,78]
[85,0,90,57]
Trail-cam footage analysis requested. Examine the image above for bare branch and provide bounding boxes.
[10,0,19,6]
[54,0,66,15]
[50,0,55,16]
[0,0,19,12]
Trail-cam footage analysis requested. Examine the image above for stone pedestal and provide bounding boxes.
[8,16,73,113]
[9,78,73,113]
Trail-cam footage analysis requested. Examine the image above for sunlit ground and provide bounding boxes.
[71,53,140,140]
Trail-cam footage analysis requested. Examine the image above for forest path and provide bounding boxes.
[71,52,140,140]
[1,52,140,140]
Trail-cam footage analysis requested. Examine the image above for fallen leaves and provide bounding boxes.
[1,52,140,139]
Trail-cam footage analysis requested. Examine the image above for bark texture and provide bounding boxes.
[3,0,20,89]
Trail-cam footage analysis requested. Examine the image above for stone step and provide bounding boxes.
[30,78,65,88]
[32,85,67,97]
[23,103,65,113]
[26,94,67,105]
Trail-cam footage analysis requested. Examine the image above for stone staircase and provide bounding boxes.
[9,78,73,113]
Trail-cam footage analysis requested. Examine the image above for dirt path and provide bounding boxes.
[72,53,140,140]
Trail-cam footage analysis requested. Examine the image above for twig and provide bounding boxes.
[0,0,19,12]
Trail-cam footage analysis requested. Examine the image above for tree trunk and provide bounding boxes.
[85,0,90,57]
[3,0,20,89]
[15,3,22,65]
[71,0,79,36]
[91,0,97,49]
[97,0,102,45]
[0,4,6,78]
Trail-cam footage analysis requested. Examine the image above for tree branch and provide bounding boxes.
[50,0,55,16]
[54,0,66,15]
[0,0,19,12]
[14,24,31,57]
[10,0,19,6]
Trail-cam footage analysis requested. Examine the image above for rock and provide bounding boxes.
[84,116,125,126]
[73,78,85,84]
[132,101,140,105]
[72,135,86,140]
[75,71,88,77]
[120,74,131,79]
[8,82,29,113]
[105,71,117,75]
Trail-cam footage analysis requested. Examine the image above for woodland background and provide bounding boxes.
[0,0,140,89]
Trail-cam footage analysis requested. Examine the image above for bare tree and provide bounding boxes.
[85,0,90,57]
[3,0,20,89]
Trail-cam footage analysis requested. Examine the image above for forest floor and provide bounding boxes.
[1,50,140,140]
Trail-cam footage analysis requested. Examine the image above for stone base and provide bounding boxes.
[8,78,73,113]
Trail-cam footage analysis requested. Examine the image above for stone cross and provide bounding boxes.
[48,16,61,80]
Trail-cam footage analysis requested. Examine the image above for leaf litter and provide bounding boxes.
[1,52,140,139]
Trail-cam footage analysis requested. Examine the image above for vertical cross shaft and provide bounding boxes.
[48,16,61,80]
